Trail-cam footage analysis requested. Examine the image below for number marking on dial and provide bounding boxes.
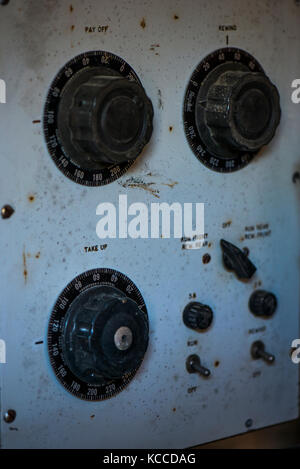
[43,51,141,186]
[47,268,148,400]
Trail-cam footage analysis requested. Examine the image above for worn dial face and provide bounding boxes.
[43,51,142,186]
[183,47,264,173]
[47,268,148,401]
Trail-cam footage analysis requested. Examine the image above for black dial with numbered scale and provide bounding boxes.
[43,51,153,186]
[47,268,149,401]
[183,48,281,172]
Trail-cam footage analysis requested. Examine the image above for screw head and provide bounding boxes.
[3,409,16,423]
[245,418,253,428]
[1,204,14,219]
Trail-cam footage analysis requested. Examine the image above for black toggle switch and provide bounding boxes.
[251,340,275,364]
[249,290,277,317]
[220,239,256,280]
[186,354,211,377]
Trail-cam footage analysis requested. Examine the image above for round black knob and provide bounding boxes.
[183,302,213,331]
[57,69,153,168]
[196,67,280,157]
[62,285,149,384]
[249,290,277,317]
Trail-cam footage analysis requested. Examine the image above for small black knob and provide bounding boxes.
[249,290,277,317]
[220,239,256,280]
[251,341,275,364]
[58,69,153,168]
[62,285,149,384]
[183,302,213,331]
[186,355,211,377]
[203,70,280,155]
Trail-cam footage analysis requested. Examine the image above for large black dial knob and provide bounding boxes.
[249,290,277,317]
[58,69,153,167]
[201,69,280,155]
[184,48,281,172]
[183,302,213,331]
[62,285,149,384]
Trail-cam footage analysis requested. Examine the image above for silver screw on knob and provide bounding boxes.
[114,326,133,351]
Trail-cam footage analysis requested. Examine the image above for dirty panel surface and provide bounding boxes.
[0,0,299,449]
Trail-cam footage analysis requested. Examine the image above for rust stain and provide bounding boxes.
[23,249,28,283]
[32,120,41,124]
[169,126,173,132]
[140,18,146,29]
[207,242,212,248]
[90,414,95,419]
[162,181,178,189]
[120,177,160,198]
[222,220,232,228]
[214,360,220,367]
[28,194,35,203]
[173,14,179,20]
[126,183,159,198]
[35,252,40,259]
[69,4,74,12]
[71,24,75,31]
[202,253,211,264]
[172,408,176,412]
[150,44,160,55]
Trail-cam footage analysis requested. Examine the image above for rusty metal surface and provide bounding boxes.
[0,0,299,449]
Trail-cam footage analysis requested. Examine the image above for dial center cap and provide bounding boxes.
[114,326,133,351]
[102,95,142,144]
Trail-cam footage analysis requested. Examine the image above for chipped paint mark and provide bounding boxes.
[23,249,28,283]
[120,177,160,198]
[35,340,44,345]
[140,18,146,29]
[189,293,197,299]
[172,407,176,412]
[158,89,163,109]
[28,194,35,203]
[162,181,178,189]
[69,4,74,12]
[173,14,179,20]
[150,44,160,55]
[169,126,173,132]
[222,220,232,228]
[90,414,95,419]
[214,360,220,367]
[71,24,75,31]
[35,252,40,259]
[32,120,41,124]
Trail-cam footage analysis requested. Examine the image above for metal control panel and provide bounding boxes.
[0,0,299,449]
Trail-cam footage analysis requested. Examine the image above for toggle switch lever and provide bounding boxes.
[251,341,275,364]
[186,354,211,377]
[220,239,256,280]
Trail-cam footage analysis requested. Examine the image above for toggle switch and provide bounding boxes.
[186,354,211,377]
[251,340,275,364]
[220,239,256,280]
